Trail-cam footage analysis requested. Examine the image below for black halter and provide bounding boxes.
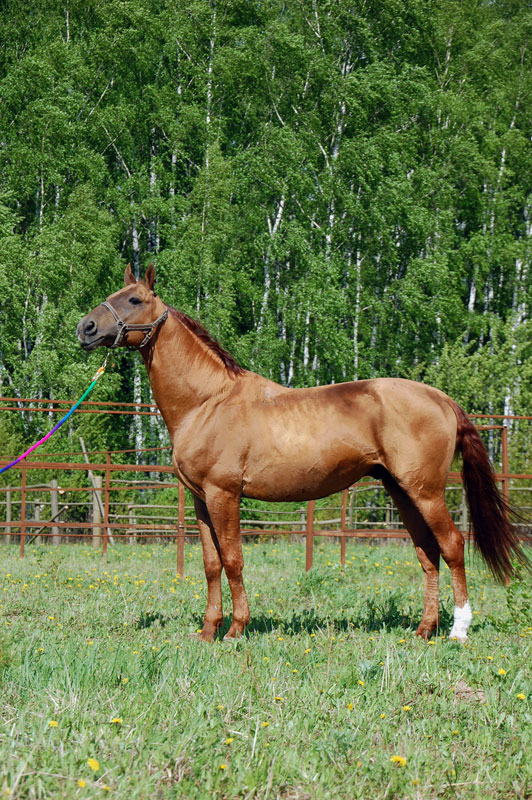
[100,300,169,349]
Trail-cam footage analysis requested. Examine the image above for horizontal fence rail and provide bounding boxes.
[1,399,532,571]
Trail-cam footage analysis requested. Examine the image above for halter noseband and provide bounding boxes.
[100,300,169,349]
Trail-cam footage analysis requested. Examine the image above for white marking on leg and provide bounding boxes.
[449,601,472,641]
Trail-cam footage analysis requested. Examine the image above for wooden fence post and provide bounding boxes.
[20,466,26,558]
[177,482,185,576]
[51,479,60,546]
[5,485,11,545]
[340,489,347,566]
[128,504,136,545]
[306,500,315,571]
[103,453,111,560]
[460,484,468,533]
[92,475,102,549]
[501,425,509,516]
[34,501,41,546]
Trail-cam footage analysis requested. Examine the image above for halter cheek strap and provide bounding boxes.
[100,301,169,349]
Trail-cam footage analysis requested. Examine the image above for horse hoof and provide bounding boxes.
[415,626,436,640]
[189,630,215,643]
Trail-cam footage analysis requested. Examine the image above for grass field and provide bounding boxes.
[0,538,531,799]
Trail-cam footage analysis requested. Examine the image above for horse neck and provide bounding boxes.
[140,312,235,436]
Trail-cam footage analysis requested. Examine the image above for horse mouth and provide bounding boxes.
[79,336,106,351]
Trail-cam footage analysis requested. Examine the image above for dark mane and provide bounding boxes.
[167,306,244,376]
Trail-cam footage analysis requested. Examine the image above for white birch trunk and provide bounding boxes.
[133,361,143,462]
[257,195,285,333]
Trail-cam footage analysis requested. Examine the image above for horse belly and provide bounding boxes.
[242,434,373,502]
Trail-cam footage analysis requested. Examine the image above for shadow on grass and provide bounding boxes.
[138,597,489,640]
[193,593,439,638]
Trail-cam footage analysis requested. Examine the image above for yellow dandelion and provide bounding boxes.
[390,755,407,767]
[380,713,386,719]
[358,679,365,686]
[87,758,100,772]
[48,720,58,728]
[110,717,122,724]
[402,705,412,712]
[262,721,270,727]
[78,779,86,788]
[516,693,525,700]
[498,668,507,676]
[225,737,234,744]
[347,702,354,710]
[219,763,227,770]
[304,648,311,654]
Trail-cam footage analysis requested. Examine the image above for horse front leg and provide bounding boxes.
[194,497,223,642]
[205,487,250,640]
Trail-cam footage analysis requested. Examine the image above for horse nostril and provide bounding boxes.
[85,319,97,335]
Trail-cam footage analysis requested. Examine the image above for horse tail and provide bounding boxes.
[451,401,528,582]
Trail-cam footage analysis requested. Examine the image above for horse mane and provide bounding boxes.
[167,306,244,376]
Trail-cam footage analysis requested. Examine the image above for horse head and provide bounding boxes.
[77,264,168,350]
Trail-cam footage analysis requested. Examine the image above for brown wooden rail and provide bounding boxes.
[1,412,531,571]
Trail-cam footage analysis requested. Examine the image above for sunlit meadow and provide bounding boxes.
[0,539,530,799]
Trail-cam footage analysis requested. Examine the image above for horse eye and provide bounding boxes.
[129,297,142,305]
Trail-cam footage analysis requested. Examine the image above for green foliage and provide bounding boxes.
[1,0,532,458]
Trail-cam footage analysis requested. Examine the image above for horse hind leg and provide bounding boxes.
[382,469,472,641]
[378,471,441,638]
[414,495,472,641]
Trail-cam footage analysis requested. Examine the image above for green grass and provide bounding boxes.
[0,539,530,799]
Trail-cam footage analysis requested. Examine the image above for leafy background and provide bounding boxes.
[1,0,531,459]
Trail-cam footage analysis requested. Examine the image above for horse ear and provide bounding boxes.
[124,264,136,286]
[144,263,155,291]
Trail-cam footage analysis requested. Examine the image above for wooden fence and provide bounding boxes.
[1,398,532,572]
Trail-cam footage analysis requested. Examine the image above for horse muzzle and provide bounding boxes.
[77,315,107,350]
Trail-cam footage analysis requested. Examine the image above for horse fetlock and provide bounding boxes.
[448,601,472,641]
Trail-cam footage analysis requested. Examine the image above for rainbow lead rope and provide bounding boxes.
[0,355,109,475]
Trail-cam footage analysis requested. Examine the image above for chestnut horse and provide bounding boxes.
[78,266,525,642]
